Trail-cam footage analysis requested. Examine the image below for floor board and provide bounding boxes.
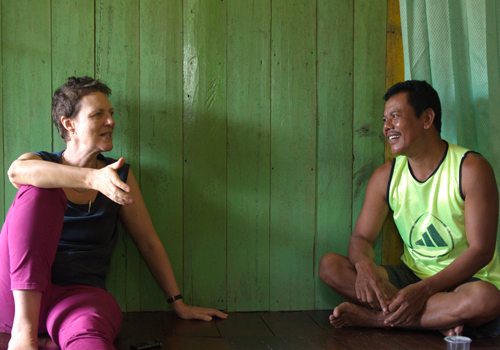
[2,310,500,349]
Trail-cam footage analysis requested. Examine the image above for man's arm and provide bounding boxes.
[348,161,392,311]
[385,153,499,326]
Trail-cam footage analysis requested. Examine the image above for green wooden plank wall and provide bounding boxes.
[0,0,387,312]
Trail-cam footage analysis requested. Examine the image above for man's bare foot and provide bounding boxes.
[439,325,463,337]
[329,302,386,328]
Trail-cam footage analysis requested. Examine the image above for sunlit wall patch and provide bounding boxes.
[408,213,454,258]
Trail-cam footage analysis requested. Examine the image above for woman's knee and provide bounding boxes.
[47,286,122,349]
[16,186,67,215]
[4,187,68,294]
[9,186,67,235]
[62,313,120,350]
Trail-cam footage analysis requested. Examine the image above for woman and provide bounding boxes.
[0,76,227,350]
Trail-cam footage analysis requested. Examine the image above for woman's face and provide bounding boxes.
[70,92,115,152]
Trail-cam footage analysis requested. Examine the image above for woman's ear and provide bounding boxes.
[61,116,75,134]
[422,108,436,130]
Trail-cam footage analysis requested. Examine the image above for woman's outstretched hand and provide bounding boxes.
[171,300,228,321]
[91,158,134,205]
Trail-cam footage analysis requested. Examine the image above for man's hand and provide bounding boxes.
[385,282,431,326]
[355,259,390,312]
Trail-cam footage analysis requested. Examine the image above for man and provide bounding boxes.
[319,80,500,337]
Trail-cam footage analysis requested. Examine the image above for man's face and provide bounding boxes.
[383,92,425,156]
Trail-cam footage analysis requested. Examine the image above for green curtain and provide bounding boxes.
[399,0,500,244]
[399,0,500,174]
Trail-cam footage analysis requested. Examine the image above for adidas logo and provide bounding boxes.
[415,224,448,248]
[409,214,454,258]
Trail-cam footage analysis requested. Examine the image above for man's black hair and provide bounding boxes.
[383,80,442,133]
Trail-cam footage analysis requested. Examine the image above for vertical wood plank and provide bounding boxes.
[2,0,52,209]
[95,0,141,311]
[270,0,317,311]
[51,0,95,152]
[226,0,271,312]
[382,0,405,266]
[183,0,227,309]
[139,0,184,311]
[315,0,355,309]
[352,0,387,265]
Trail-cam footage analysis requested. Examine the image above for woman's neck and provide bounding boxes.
[62,146,99,168]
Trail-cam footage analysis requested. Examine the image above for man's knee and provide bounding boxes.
[318,253,351,284]
[457,281,500,323]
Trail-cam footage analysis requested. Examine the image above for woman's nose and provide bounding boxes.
[106,114,115,127]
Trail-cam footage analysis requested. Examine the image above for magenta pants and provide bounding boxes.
[0,186,122,350]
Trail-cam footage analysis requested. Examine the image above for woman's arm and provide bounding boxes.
[119,169,227,321]
[8,153,133,205]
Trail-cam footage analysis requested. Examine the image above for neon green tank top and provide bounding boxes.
[388,141,500,288]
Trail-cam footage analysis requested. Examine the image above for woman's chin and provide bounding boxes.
[100,144,114,153]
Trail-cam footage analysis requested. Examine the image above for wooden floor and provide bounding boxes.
[2,310,500,349]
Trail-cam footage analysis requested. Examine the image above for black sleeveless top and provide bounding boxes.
[35,150,130,289]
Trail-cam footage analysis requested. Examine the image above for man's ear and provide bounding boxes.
[422,108,435,130]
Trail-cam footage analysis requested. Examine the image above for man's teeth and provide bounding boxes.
[389,135,399,140]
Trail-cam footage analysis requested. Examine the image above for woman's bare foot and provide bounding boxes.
[8,329,38,350]
[9,290,41,350]
[329,302,386,328]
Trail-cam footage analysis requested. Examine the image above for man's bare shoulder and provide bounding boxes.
[462,152,498,199]
[370,160,394,185]
[365,160,395,200]
[462,151,491,168]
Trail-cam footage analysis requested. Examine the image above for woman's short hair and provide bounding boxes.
[52,76,112,141]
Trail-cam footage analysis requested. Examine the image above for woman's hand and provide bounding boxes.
[90,158,134,205]
[171,300,228,321]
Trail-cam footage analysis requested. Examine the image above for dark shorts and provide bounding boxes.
[382,262,500,338]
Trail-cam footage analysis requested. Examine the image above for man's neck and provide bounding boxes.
[407,137,447,182]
